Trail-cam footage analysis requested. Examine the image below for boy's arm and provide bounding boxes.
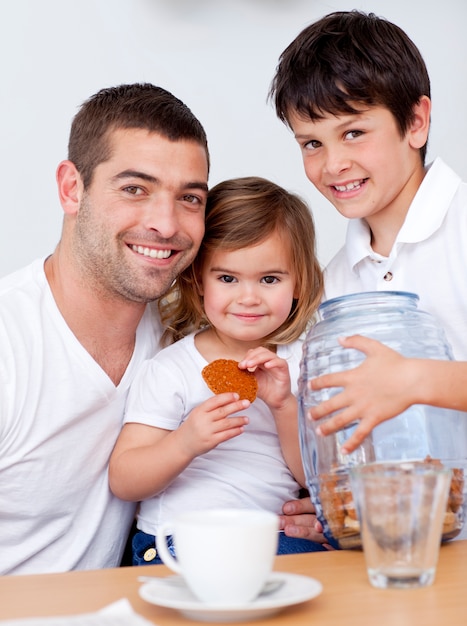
[309,335,467,454]
[109,393,249,501]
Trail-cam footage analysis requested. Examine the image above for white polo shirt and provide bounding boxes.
[324,158,467,359]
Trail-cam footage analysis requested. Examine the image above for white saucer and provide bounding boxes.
[138,571,322,622]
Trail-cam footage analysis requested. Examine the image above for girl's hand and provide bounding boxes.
[240,347,305,486]
[178,392,249,458]
[309,335,417,453]
[238,347,293,410]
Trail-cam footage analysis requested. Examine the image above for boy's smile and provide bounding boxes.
[289,103,428,255]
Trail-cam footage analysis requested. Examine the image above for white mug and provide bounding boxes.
[156,508,279,605]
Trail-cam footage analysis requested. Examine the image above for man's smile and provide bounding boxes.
[131,245,173,259]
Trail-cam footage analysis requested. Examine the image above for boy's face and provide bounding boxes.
[288,104,427,230]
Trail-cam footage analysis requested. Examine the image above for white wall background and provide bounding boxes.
[1,0,466,276]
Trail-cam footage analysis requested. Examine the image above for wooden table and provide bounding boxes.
[1,540,466,625]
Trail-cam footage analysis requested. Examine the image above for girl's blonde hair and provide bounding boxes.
[159,176,323,345]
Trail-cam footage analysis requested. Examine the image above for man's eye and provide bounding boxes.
[262,276,279,284]
[183,194,201,205]
[219,275,236,283]
[123,186,143,195]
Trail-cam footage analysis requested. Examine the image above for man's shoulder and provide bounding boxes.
[0,259,45,304]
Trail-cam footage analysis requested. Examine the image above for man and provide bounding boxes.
[0,83,209,575]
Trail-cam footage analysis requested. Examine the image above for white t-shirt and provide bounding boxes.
[124,332,303,536]
[324,157,467,360]
[0,258,163,575]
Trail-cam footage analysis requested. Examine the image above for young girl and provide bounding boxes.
[109,176,324,564]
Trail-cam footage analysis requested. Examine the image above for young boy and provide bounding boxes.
[269,11,467,453]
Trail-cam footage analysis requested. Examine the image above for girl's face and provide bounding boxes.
[199,230,297,349]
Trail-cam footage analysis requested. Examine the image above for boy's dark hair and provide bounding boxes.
[68,83,209,189]
[269,10,431,162]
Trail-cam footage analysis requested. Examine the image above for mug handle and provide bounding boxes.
[155,523,181,574]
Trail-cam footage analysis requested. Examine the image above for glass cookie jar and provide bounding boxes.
[298,291,467,549]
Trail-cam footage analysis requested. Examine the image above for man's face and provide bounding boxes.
[72,128,208,303]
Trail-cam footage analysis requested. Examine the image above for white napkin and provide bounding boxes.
[0,598,157,626]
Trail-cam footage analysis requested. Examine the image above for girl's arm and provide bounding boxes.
[309,334,467,454]
[239,347,306,487]
[109,392,249,501]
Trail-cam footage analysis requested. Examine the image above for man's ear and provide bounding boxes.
[408,95,431,150]
[56,160,83,215]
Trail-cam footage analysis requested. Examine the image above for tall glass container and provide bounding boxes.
[298,291,467,548]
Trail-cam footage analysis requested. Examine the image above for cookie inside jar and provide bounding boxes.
[319,458,465,549]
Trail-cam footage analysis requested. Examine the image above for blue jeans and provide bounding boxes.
[132,528,328,566]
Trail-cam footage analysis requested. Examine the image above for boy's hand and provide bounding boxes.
[179,393,249,458]
[238,347,292,410]
[309,335,416,453]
